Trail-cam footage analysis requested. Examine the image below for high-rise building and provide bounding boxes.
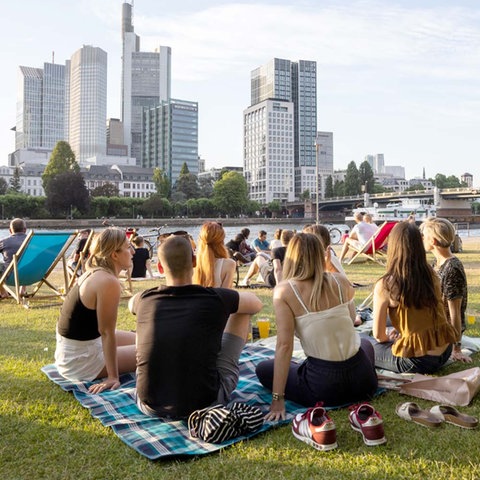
[16,62,66,151]
[68,45,107,163]
[243,99,295,204]
[247,58,317,200]
[143,99,199,184]
[315,131,334,199]
[121,2,171,162]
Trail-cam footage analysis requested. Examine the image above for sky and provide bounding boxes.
[1,0,479,182]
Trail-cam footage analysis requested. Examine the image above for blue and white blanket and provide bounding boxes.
[42,343,305,460]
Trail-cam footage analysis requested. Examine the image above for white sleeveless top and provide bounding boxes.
[289,277,360,361]
[214,258,225,287]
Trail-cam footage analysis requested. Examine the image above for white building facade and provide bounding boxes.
[244,99,295,204]
[68,45,107,163]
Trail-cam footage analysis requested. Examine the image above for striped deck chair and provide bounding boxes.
[0,230,78,307]
[347,221,397,265]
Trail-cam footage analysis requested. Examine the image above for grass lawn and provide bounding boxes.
[1,239,480,479]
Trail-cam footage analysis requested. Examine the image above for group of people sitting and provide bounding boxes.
[51,216,470,424]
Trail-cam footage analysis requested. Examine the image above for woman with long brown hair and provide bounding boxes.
[368,222,457,373]
[193,222,236,288]
[256,233,378,421]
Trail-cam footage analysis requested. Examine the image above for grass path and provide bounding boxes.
[1,239,480,479]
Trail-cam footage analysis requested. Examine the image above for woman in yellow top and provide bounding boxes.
[367,222,457,374]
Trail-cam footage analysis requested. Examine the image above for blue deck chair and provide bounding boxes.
[0,230,78,306]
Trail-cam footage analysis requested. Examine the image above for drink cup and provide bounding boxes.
[257,318,270,339]
[467,314,476,325]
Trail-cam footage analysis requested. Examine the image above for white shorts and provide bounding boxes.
[55,331,105,382]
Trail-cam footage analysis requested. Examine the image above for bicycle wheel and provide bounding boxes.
[329,228,342,245]
[143,239,153,259]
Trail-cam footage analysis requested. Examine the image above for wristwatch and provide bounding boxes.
[272,392,285,401]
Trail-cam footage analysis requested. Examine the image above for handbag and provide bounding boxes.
[399,367,480,406]
[188,402,264,443]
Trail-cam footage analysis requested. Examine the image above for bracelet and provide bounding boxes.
[272,392,285,401]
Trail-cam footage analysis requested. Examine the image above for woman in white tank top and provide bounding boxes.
[193,222,236,288]
[256,233,378,421]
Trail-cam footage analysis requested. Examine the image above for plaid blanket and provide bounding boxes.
[41,343,305,460]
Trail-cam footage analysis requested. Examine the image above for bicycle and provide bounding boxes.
[325,224,343,245]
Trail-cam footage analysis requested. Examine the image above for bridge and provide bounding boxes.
[285,187,480,222]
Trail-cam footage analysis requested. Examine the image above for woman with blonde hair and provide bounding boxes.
[367,222,457,373]
[256,233,378,420]
[193,222,236,288]
[421,217,470,363]
[55,228,136,393]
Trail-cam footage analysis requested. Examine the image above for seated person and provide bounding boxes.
[365,222,457,374]
[270,229,283,250]
[252,230,271,260]
[241,230,294,287]
[131,235,153,278]
[130,235,263,419]
[68,229,91,276]
[256,233,378,419]
[339,212,377,262]
[55,227,136,393]
[239,228,256,261]
[0,218,27,298]
[226,234,251,265]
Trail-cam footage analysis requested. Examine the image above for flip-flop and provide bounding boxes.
[395,402,443,428]
[430,405,479,429]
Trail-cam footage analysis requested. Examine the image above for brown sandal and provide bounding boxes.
[430,405,478,429]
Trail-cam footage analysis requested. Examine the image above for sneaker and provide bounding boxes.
[349,403,387,446]
[239,278,250,287]
[292,403,337,451]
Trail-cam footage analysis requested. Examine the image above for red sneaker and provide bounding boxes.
[349,403,387,446]
[292,403,337,451]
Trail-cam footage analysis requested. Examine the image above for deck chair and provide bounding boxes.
[347,221,397,265]
[67,229,94,289]
[0,230,78,307]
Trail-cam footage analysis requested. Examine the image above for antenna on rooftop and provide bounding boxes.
[52,51,55,64]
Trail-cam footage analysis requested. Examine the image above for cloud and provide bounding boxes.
[119,1,480,83]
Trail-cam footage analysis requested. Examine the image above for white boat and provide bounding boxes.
[346,199,437,224]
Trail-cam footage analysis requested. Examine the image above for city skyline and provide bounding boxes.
[1,0,479,181]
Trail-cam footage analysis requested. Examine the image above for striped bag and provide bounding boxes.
[188,402,264,443]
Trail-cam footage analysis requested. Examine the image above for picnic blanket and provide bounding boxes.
[42,343,306,460]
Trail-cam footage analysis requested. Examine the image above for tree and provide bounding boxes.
[42,141,80,194]
[213,171,249,216]
[174,162,200,199]
[8,166,22,193]
[434,174,464,189]
[358,161,375,194]
[45,171,89,217]
[268,200,282,218]
[324,176,334,198]
[404,183,425,192]
[142,194,172,218]
[333,179,345,197]
[90,182,119,197]
[198,176,214,198]
[299,189,311,201]
[344,161,361,195]
[0,177,7,195]
[153,167,171,198]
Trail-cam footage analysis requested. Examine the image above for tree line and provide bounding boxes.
[0,143,473,220]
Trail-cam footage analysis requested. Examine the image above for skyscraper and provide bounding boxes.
[16,62,66,151]
[143,99,199,184]
[121,2,171,162]
[246,58,317,201]
[68,45,107,163]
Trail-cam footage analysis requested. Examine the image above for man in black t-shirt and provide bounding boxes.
[130,235,262,419]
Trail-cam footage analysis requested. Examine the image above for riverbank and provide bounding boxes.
[0,217,312,230]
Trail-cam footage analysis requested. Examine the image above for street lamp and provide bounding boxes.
[315,135,321,224]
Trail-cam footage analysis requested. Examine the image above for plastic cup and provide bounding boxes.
[257,318,270,339]
[467,314,476,325]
